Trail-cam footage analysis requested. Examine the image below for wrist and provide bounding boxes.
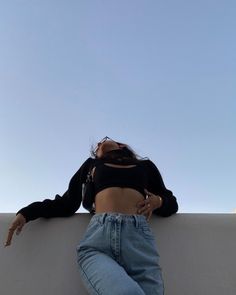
[16,212,27,223]
[154,195,163,209]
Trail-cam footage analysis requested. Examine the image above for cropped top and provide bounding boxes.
[92,162,148,197]
[17,157,178,222]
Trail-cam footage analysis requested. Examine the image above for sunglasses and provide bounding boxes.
[95,136,124,153]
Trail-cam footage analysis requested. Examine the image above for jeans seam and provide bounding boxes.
[79,264,102,295]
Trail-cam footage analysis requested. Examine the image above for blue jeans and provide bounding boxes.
[76,213,164,295]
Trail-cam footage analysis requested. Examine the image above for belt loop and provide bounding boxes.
[101,213,107,224]
[133,215,139,228]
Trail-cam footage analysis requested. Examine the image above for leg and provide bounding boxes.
[77,249,145,295]
[121,219,164,295]
[127,258,164,295]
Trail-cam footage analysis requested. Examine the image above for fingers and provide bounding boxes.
[5,216,26,247]
[137,190,158,220]
[138,204,151,216]
[5,225,16,247]
[136,199,153,220]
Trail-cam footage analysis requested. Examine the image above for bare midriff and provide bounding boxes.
[94,163,145,215]
[95,187,144,214]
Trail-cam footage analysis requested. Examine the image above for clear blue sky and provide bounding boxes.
[1,1,235,214]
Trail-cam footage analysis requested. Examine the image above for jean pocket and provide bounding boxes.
[139,224,155,240]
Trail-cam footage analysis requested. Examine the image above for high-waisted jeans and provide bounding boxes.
[76,213,164,295]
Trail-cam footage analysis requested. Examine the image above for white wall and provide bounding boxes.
[1,213,236,295]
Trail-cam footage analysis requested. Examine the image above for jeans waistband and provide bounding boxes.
[91,212,148,228]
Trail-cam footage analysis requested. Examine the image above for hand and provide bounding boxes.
[5,213,26,247]
[136,189,163,221]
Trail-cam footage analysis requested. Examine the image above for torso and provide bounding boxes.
[95,187,145,214]
[94,163,146,214]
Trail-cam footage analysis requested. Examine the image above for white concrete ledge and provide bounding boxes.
[1,213,236,295]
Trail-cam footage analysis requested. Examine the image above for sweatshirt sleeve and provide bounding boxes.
[145,160,178,217]
[17,158,93,222]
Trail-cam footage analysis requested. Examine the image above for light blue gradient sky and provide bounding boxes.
[1,1,235,214]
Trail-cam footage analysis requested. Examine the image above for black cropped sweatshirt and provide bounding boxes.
[17,157,178,222]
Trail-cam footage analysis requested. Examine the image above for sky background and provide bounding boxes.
[1,0,235,214]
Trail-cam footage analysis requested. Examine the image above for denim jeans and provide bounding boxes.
[76,213,164,295]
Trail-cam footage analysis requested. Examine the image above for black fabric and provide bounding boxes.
[92,162,148,198]
[17,156,178,222]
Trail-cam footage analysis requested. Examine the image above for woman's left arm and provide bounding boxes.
[145,160,178,217]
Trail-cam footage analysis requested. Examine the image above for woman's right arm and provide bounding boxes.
[17,158,93,222]
[5,157,93,246]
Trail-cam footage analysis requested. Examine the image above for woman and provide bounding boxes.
[5,136,178,295]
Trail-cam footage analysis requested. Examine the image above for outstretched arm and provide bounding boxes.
[4,158,94,247]
[16,157,93,222]
[5,158,93,247]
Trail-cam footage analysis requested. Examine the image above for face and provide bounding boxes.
[96,140,121,158]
